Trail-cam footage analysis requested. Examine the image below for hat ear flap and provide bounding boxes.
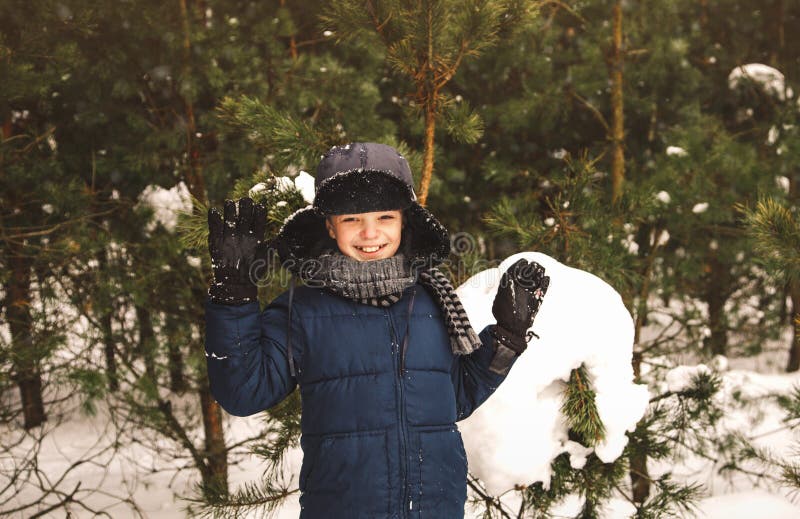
[399,204,449,266]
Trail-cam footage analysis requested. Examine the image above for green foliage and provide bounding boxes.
[520,451,627,518]
[562,365,606,446]
[67,368,107,416]
[484,155,645,294]
[178,195,212,253]
[633,475,703,519]
[217,96,328,173]
[776,385,800,424]
[738,197,800,283]
[321,0,517,65]
[443,98,485,144]
[186,480,298,519]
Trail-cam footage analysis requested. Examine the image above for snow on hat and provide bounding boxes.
[268,142,450,270]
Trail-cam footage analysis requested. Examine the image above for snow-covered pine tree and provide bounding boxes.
[483,156,715,517]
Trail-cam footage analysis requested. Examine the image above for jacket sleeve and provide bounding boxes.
[204,291,301,417]
[451,324,517,421]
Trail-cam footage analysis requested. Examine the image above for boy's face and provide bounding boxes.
[325,210,403,261]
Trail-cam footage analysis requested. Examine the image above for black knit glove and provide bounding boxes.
[490,258,550,362]
[207,197,267,305]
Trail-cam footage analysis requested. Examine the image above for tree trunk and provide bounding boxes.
[167,313,187,393]
[418,102,436,207]
[630,345,650,503]
[8,250,46,429]
[704,254,732,356]
[610,0,642,500]
[102,309,119,392]
[199,383,228,498]
[95,250,119,392]
[178,0,207,203]
[769,0,784,67]
[417,1,437,208]
[136,305,158,384]
[609,0,625,204]
[787,280,800,372]
[177,2,226,495]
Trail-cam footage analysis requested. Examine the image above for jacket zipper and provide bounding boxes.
[387,309,410,517]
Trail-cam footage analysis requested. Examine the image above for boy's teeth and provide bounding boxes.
[359,245,382,252]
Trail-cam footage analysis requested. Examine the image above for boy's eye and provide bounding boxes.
[380,215,395,220]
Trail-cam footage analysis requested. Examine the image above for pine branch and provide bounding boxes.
[442,99,484,143]
[466,474,514,519]
[216,96,327,172]
[562,365,606,446]
[177,195,210,253]
[250,391,302,480]
[633,475,703,519]
[185,480,299,519]
[737,197,800,282]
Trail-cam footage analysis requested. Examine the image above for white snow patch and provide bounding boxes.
[775,176,790,194]
[274,176,294,192]
[692,202,709,214]
[695,491,800,519]
[650,229,670,247]
[655,191,671,204]
[271,171,315,205]
[621,234,639,255]
[665,363,712,392]
[767,126,780,145]
[136,182,193,233]
[249,182,268,197]
[294,171,315,203]
[728,64,793,101]
[666,146,688,157]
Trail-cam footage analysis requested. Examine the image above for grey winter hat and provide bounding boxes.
[268,142,450,270]
[313,143,416,215]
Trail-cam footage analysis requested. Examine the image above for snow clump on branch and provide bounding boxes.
[728,64,793,101]
[456,252,650,495]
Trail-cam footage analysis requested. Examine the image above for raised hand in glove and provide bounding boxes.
[207,197,268,305]
[489,258,550,373]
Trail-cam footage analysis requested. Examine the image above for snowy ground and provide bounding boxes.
[4,360,798,519]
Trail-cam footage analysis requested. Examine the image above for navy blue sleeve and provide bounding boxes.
[204,292,300,417]
[451,324,517,421]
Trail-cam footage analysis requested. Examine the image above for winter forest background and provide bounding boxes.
[2,1,800,517]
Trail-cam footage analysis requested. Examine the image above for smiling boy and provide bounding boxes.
[204,142,549,518]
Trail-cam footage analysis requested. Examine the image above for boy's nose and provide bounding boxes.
[360,221,379,239]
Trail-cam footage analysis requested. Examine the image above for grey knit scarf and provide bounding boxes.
[300,250,481,355]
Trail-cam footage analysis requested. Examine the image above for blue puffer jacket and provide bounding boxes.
[205,282,514,518]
